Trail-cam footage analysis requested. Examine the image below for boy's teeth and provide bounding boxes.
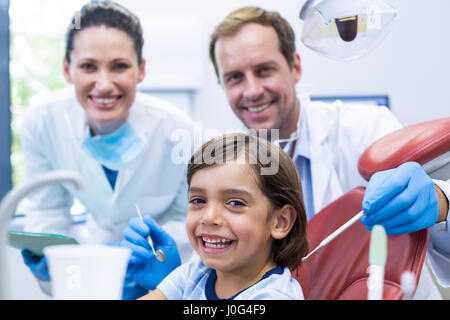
[247,103,270,113]
[202,236,232,248]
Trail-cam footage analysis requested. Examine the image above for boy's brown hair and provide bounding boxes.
[187,133,309,270]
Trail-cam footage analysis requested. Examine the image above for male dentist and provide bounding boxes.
[209,6,450,298]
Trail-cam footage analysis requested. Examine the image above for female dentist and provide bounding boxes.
[19,1,195,299]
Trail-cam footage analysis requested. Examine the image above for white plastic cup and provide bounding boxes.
[44,244,131,300]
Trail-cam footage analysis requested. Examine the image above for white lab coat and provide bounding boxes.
[298,97,449,299]
[300,99,402,213]
[20,88,197,262]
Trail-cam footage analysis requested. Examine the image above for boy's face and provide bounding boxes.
[186,162,277,276]
[215,23,302,140]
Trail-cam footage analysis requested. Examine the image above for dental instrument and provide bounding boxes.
[302,210,365,261]
[367,225,387,300]
[134,204,165,262]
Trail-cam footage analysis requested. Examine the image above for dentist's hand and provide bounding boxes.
[21,249,50,282]
[119,216,181,290]
[361,162,439,235]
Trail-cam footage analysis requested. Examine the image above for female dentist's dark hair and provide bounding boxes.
[65,0,144,65]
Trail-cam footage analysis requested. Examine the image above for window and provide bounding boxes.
[310,95,390,109]
[0,0,10,200]
[7,0,87,215]
[9,0,87,188]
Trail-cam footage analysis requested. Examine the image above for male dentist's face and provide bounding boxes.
[215,23,301,139]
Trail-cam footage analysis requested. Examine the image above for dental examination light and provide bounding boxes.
[299,0,397,60]
[0,171,83,299]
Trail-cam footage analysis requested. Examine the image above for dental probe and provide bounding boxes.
[134,204,166,262]
[302,210,365,261]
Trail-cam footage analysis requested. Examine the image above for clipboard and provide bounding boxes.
[8,230,79,257]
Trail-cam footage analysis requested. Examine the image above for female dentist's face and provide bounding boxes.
[63,25,145,135]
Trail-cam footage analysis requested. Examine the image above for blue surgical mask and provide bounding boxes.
[82,122,144,170]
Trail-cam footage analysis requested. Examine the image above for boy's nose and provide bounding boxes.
[200,204,222,225]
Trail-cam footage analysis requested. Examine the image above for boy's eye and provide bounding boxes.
[228,200,246,207]
[189,198,206,205]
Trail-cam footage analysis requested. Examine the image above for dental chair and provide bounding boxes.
[292,117,450,300]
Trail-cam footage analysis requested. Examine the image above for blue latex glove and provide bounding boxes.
[104,243,149,300]
[361,162,439,235]
[121,277,149,300]
[21,249,50,282]
[118,215,181,290]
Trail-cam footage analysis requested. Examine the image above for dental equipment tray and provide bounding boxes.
[8,230,79,257]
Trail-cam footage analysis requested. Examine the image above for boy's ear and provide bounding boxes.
[271,204,297,239]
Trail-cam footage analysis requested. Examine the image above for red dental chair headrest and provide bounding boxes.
[358,117,450,181]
